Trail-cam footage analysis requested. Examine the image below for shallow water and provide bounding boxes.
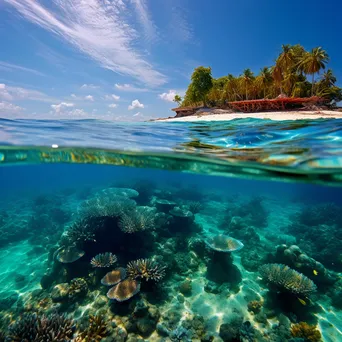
[0,118,341,341]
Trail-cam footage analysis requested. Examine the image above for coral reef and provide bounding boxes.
[51,278,88,303]
[219,314,243,341]
[1,180,341,342]
[247,300,263,314]
[126,258,166,282]
[90,252,117,268]
[107,279,140,301]
[6,313,75,341]
[187,201,202,214]
[290,322,322,342]
[63,219,97,247]
[101,268,127,286]
[56,245,85,263]
[205,234,244,252]
[79,192,136,219]
[75,315,108,342]
[118,206,155,233]
[259,263,317,296]
[289,203,342,271]
[273,244,337,288]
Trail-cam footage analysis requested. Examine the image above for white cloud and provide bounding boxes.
[105,94,120,101]
[115,83,148,92]
[133,112,141,116]
[0,83,52,102]
[70,94,77,98]
[51,102,74,113]
[5,0,167,86]
[159,90,178,102]
[81,84,99,89]
[0,101,24,114]
[0,61,45,76]
[130,0,157,43]
[84,95,94,101]
[69,108,88,116]
[128,99,144,110]
[109,103,117,108]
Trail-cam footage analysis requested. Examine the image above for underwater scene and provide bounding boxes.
[0,118,342,342]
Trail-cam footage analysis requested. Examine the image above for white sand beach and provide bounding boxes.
[161,109,342,122]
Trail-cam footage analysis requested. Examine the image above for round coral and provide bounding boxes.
[291,322,322,342]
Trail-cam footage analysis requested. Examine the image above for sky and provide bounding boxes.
[0,0,341,121]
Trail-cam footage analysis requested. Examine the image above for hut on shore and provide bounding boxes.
[228,96,324,113]
[171,106,202,117]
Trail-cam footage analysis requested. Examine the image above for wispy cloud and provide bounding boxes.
[81,84,99,90]
[168,1,193,43]
[0,83,53,102]
[109,103,118,108]
[115,83,148,92]
[104,94,120,101]
[5,0,167,86]
[0,61,46,76]
[130,0,158,43]
[84,95,94,101]
[128,99,144,110]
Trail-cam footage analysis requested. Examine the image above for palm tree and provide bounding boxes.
[224,74,241,101]
[241,69,254,100]
[271,65,284,95]
[283,72,298,96]
[276,45,296,73]
[298,47,329,95]
[320,69,336,88]
[173,95,182,106]
[256,67,273,98]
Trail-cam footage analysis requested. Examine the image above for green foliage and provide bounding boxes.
[173,94,182,106]
[186,66,213,106]
[182,44,341,107]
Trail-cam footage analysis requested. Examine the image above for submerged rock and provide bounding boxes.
[178,279,192,297]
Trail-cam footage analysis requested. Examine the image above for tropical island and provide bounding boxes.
[164,45,342,121]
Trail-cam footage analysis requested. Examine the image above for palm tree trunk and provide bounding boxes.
[311,73,315,96]
[264,86,266,99]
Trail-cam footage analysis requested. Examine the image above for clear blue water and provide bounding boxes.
[0,118,341,341]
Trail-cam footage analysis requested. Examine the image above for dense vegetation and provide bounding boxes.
[175,45,342,108]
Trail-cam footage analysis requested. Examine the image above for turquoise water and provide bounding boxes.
[0,118,341,341]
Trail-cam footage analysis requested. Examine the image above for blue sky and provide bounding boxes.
[0,0,341,121]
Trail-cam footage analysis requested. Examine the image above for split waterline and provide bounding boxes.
[0,118,341,341]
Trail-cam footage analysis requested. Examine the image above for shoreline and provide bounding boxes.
[158,109,342,122]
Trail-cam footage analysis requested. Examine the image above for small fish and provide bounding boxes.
[313,270,318,276]
[298,298,307,306]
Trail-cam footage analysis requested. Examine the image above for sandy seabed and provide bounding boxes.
[161,110,342,122]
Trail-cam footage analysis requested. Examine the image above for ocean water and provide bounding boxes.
[0,118,341,341]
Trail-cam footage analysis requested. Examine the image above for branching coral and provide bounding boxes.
[118,207,155,234]
[188,201,202,214]
[127,258,166,282]
[259,263,317,296]
[247,300,263,314]
[68,278,88,300]
[290,322,322,342]
[63,218,96,247]
[90,252,117,268]
[75,315,108,342]
[79,194,136,219]
[6,313,75,342]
